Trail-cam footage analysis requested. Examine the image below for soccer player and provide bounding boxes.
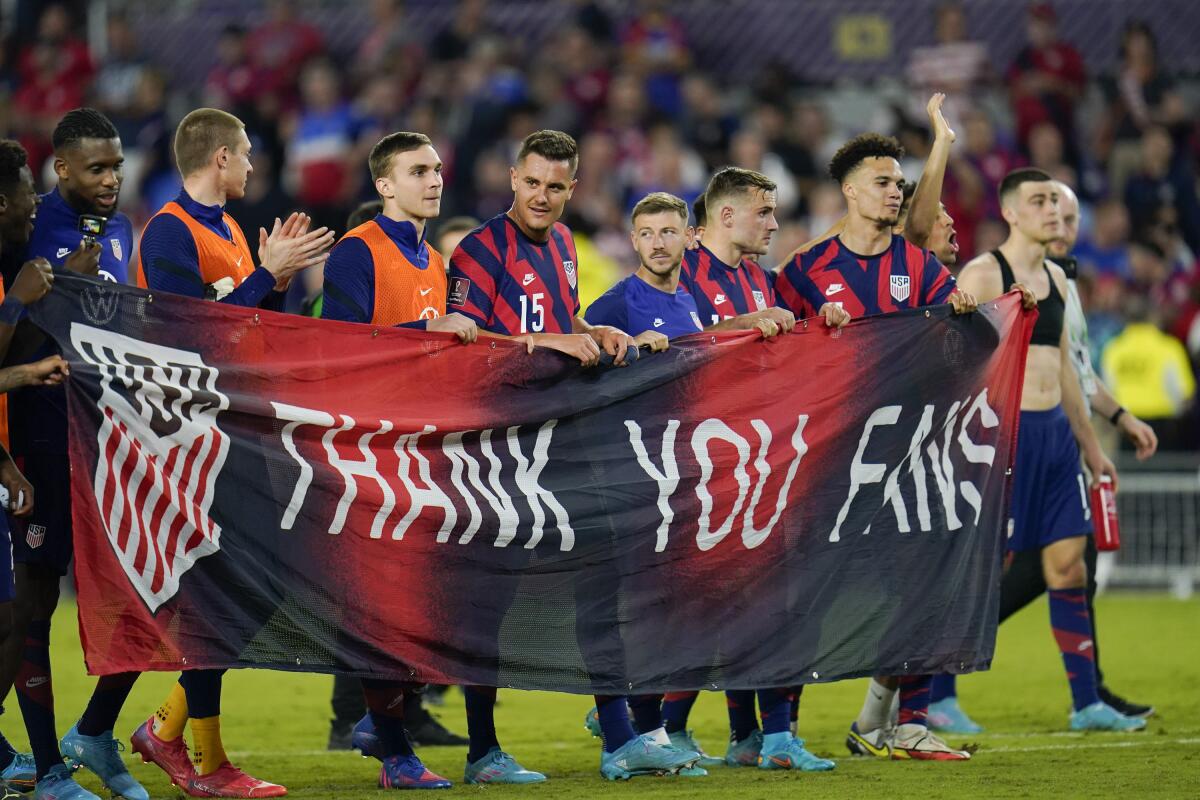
[667,167,843,773]
[133,108,333,799]
[955,169,1145,732]
[447,130,636,784]
[929,181,1160,729]
[774,132,976,761]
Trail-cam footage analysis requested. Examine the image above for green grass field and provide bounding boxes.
[16,593,1199,799]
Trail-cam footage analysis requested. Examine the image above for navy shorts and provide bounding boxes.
[0,513,14,602]
[1007,406,1092,552]
[10,454,73,575]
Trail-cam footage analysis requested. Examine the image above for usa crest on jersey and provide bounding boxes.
[110,238,123,261]
[890,275,911,302]
[752,289,766,310]
[563,260,577,289]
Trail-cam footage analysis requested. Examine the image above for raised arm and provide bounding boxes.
[905,93,955,250]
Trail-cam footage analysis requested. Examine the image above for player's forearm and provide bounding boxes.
[1061,353,1103,456]
[905,138,952,249]
[706,313,765,332]
[0,365,31,393]
[1086,376,1121,421]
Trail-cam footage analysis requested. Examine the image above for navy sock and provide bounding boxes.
[77,672,140,736]
[463,686,499,763]
[757,688,791,736]
[180,669,224,718]
[661,691,699,734]
[595,695,636,753]
[725,690,758,742]
[15,620,57,779]
[362,679,413,757]
[897,675,932,727]
[1048,588,1100,711]
[629,694,664,734]
[929,674,956,704]
[789,685,803,727]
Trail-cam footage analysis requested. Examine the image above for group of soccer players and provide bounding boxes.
[0,87,1158,796]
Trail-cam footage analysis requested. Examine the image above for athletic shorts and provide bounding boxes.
[1006,406,1092,553]
[0,512,14,602]
[10,454,73,575]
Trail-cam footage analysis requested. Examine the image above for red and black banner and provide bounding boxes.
[33,275,1032,693]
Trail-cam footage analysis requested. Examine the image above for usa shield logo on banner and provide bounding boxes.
[890,275,911,302]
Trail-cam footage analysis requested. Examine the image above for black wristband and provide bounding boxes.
[1109,407,1126,426]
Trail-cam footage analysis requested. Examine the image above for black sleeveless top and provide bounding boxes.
[992,249,1064,347]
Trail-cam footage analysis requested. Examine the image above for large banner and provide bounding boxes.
[34,275,1032,693]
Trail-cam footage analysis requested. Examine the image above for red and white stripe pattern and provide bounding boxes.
[69,323,230,612]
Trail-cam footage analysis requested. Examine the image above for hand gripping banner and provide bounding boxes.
[33,275,1033,693]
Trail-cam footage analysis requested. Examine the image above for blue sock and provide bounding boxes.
[77,672,139,736]
[726,690,758,742]
[629,694,664,734]
[897,675,932,727]
[463,686,499,763]
[757,688,791,736]
[662,691,698,734]
[15,620,57,779]
[929,674,957,704]
[595,695,636,753]
[1048,588,1100,711]
[362,679,413,757]
[180,669,223,718]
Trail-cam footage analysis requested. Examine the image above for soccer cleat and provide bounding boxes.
[0,752,36,792]
[406,716,468,748]
[350,714,385,761]
[463,748,545,785]
[927,697,984,734]
[31,765,100,800]
[667,730,723,768]
[599,734,700,781]
[890,723,970,760]
[758,732,835,771]
[583,706,601,738]
[1069,701,1147,732]
[1,784,20,800]
[846,721,891,758]
[1098,686,1154,719]
[130,717,195,789]
[724,729,762,767]
[185,763,287,798]
[378,755,451,790]
[61,723,150,800]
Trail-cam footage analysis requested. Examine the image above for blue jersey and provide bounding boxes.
[447,213,580,336]
[584,273,702,338]
[10,189,133,456]
[679,245,777,326]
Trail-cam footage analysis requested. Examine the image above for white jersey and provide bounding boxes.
[1064,276,1097,414]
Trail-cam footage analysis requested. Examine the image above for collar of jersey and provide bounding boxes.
[372,213,428,269]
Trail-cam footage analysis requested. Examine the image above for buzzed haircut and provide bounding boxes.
[691,194,707,228]
[999,167,1055,206]
[517,129,579,175]
[0,140,28,193]
[52,108,119,152]
[174,108,246,177]
[346,200,383,230]
[368,131,432,181]
[828,133,905,184]
[631,192,688,226]
[704,167,776,212]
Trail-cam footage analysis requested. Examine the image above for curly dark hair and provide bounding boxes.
[0,139,27,194]
[828,133,906,184]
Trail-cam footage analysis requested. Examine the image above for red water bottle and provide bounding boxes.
[1090,475,1121,552]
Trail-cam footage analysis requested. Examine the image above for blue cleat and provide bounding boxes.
[464,748,545,784]
[1069,701,1147,732]
[351,714,386,761]
[60,723,149,800]
[599,734,700,781]
[724,729,762,767]
[928,697,984,734]
[758,731,836,771]
[32,765,99,800]
[379,754,451,790]
[0,752,36,793]
[667,730,724,769]
[583,706,601,738]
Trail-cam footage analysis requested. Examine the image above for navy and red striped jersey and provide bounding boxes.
[447,213,580,335]
[679,244,777,326]
[775,234,956,319]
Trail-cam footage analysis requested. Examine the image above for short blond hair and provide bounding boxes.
[174,108,246,177]
[631,192,688,227]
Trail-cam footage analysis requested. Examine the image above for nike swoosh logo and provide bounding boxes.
[420,287,433,296]
[25,676,47,688]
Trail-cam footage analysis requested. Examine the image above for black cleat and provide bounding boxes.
[406,713,469,747]
[327,720,355,750]
[1098,686,1154,719]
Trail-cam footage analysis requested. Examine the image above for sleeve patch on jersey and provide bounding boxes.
[448,277,471,307]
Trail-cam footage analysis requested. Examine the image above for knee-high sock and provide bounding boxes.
[757,688,791,736]
[629,694,664,735]
[725,690,758,742]
[180,670,223,718]
[856,678,898,731]
[14,620,57,779]
[463,686,499,763]
[1048,588,1100,710]
[897,675,933,727]
[190,716,228,776]
[661,691,699,734]
[788,686,803,730]
[362,680,413,758]
[595,695,636,753]
[929,674,957,704]
[153,680,189,740]
[78,672,139,736]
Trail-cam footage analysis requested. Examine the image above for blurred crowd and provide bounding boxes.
[0,0,1196,445]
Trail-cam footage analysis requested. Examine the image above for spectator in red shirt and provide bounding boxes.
[205,24,264,113]
[1006,2,1085,165]
[246,0,325,107]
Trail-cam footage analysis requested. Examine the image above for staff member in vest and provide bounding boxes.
[132,108,333,799]
[320,131,474,343]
